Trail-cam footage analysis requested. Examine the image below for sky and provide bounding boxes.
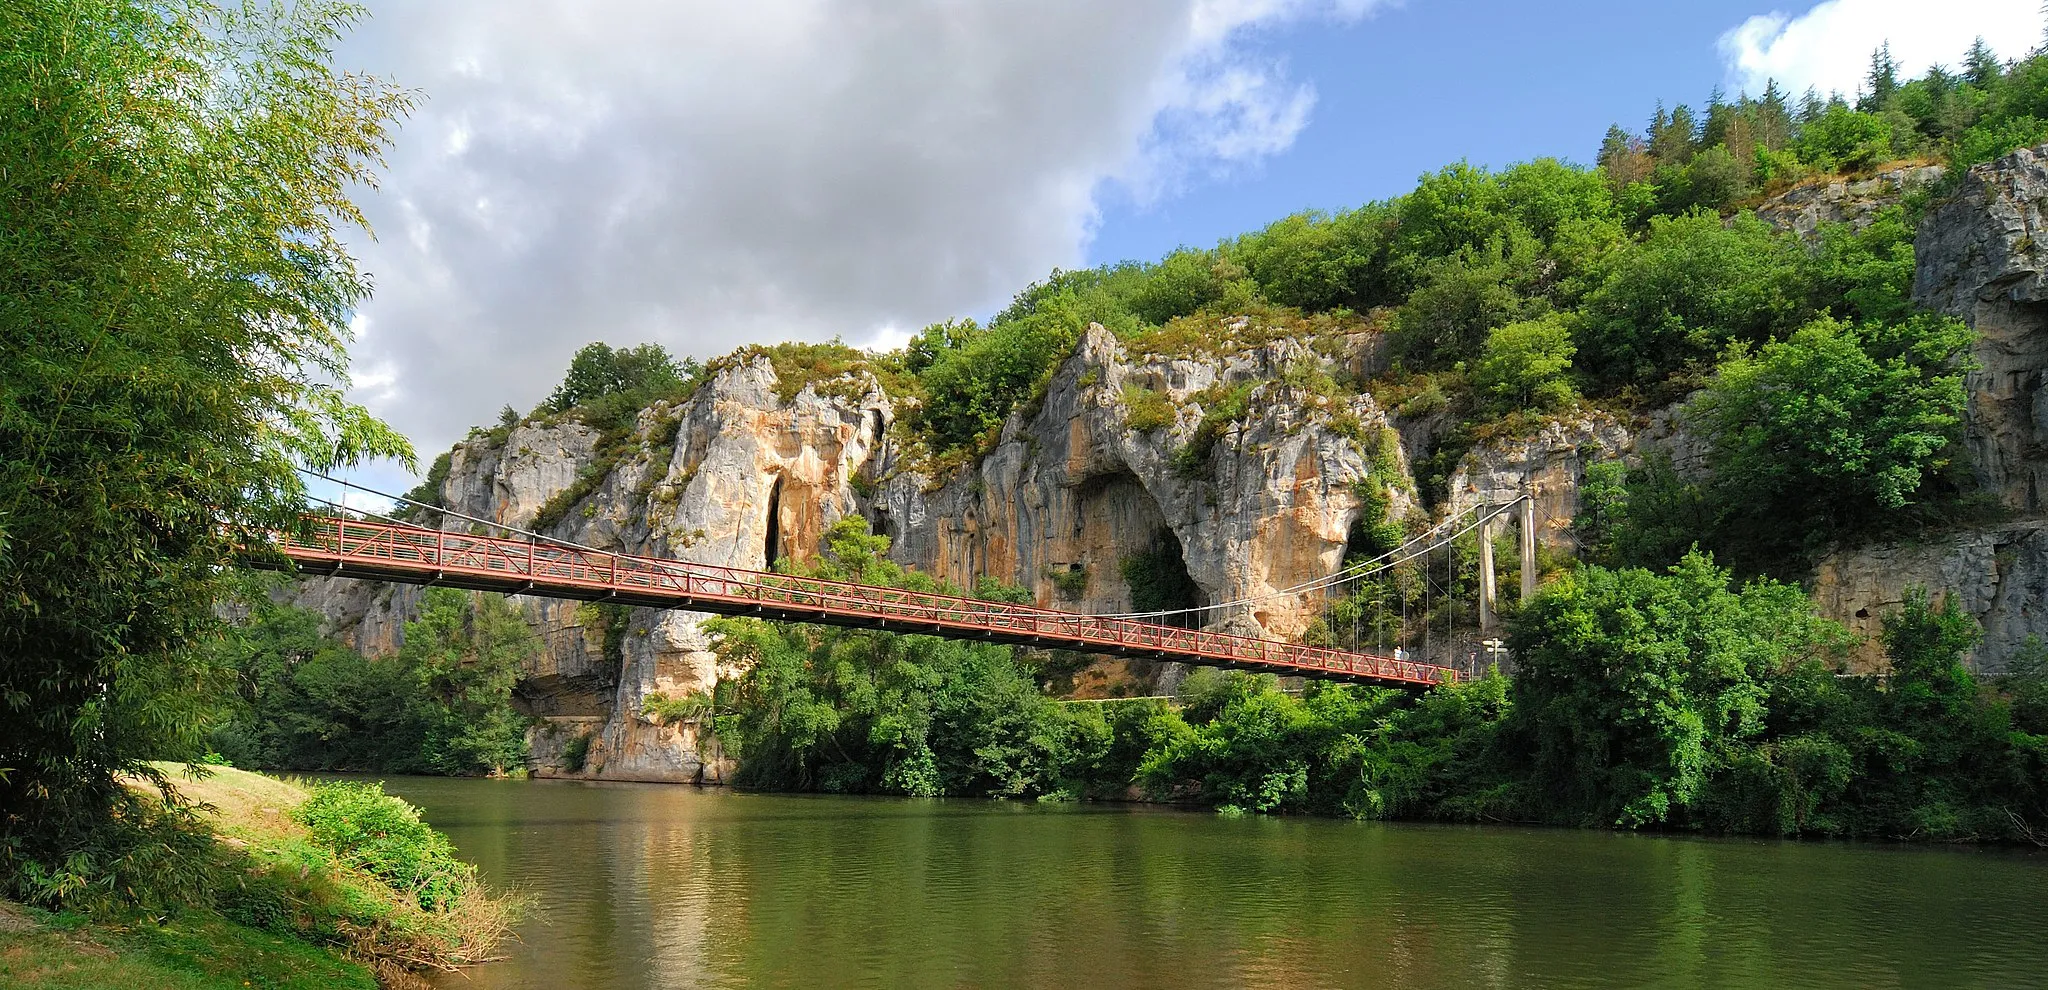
[322,0,2045,508]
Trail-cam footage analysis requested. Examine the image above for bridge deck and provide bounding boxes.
[255,516,1459,690]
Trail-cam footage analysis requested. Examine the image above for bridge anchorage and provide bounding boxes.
[258,479,1535,692]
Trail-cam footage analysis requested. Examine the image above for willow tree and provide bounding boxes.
[0,0,412,901]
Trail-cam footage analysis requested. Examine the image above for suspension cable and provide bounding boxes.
[295,467,1525,631]
[1096,496,1527,621]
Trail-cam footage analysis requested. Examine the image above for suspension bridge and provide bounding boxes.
[254,486,1534,692]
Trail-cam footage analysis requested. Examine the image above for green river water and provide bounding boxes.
[377,776,2048,990]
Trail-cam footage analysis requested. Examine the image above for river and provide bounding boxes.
[376,776,2048,990]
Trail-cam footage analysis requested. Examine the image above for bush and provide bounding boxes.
[208,581,536,777]
[1049,566,1090,600]
[644,690,713,724]
[1792,104,1894,172]
[1393,243,1536,366]
[294,782,476,912]
[1468,313,1577,413]
[546,341,701,430]
[1573,212,1806,390]
[1120,383,1175,432]
[1685,314,1972,572]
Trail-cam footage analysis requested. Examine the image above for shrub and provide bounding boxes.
[1120,383,1175,432]
[294,782,476,912]
[561,733,594,773]
[1685,314,1972,573]
[644,690,713,725]
[1792,104,1894,172]
[1050,566,1090,600]
[1469,313,1577,413]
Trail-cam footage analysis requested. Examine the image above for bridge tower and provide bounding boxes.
[1476,494,1538,634]
[1477,517,1497,632]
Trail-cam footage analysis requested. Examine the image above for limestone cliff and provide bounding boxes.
[1807,145,2048,670]
[292,357,889,782]
[293,145,2048,780]
[883,323,1409,642]
[296,319,1427,777]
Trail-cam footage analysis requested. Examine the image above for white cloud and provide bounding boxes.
[333,0,1387,466]
[339,490,398,517]
[1719,0,2042,99]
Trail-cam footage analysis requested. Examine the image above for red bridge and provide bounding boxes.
[256,515,1460,690]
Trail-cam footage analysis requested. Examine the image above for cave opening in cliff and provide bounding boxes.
[764,475,784,569]
[1123,527,1202,629]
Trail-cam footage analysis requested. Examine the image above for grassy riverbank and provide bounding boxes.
[0,898,376,990]
[0,766,514,990]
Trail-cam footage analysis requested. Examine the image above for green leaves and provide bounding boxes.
[1508,553,1848,828]
[2,0,414,899]
[207,583,536,777]
[1469,313,1577,414]
[1687,314,1971,571]
[544,341,702,434]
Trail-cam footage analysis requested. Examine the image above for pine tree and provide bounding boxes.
[1651,104,1698,165]
[1597,125,1652,189]
[1799,87,1826,123]
[1860,43,1899,111]
[1963,37,2001,87]
[1702,86,1734,147]
[1597,125,1633,169]
[1757,80,1794,150]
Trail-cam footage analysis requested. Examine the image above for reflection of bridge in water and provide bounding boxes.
[256,499,1532,692]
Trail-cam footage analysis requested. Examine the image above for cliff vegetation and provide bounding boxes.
[712,523,2048,843]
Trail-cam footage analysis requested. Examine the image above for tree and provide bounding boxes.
[1129,249,1230,325]
[399,589,538,776]
[1657,143,1747,214]
[1469,314,1577,413]
[1687,315,1972,572]
[1,0,413,901]
[712,518,1084,798]
[207,587,429,772]
[545,341,699,432]
[1596,125,1654,190]
[1792,104,1894,171]
[1648,103,1699,165]
[1861,43,1901,111]
[1392,162,1512,273]
[1574,212,1806,390]
[1963,37,2002,88]
[913,285,1099,453]
[1393,239,1538,366]
[1507,553,1845,827]
[208,583,536,776]
[1231,205,1394,312]
[1496,158,1616,246]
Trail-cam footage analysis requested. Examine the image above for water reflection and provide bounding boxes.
[373,777,2048,990]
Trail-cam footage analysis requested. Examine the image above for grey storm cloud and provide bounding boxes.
[331,0,1385,469]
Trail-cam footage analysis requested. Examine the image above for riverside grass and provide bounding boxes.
[0,766,516,990]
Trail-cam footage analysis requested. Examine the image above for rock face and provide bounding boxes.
[882,325,1410,644]
[1805,144,2048,672]
[1446,414,1632,554]
[301,322,1429,774]
[1755,164,1944,239]
[1811,523,2048,671]
[293,357,889,782]
[1915,145,2048,514]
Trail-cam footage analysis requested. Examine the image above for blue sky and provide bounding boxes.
[326,0,2042,504]
[1089,0,1777,267]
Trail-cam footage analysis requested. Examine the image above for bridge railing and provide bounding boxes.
[283,515,1458,687]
